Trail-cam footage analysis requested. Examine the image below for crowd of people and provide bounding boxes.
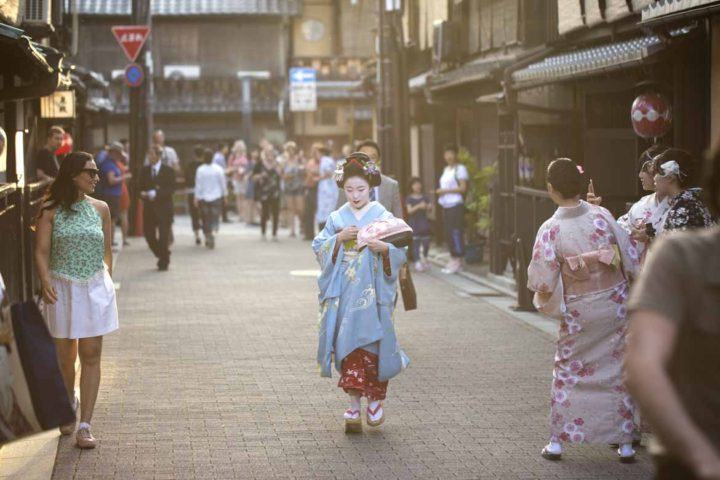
[527,144,718,478]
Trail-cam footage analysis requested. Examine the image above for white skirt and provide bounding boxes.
[44,268,119,339]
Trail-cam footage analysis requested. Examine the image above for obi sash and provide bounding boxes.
[561,245,625,296]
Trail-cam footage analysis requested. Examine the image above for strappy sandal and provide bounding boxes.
[366,403,384,427]
[344,409,362,433]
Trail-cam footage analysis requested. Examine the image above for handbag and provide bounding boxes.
[0,293,75,445]
[399,263,417,311]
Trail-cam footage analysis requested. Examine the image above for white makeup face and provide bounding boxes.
[343,176,371,209]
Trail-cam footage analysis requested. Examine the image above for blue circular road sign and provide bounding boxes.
[124,63,144,87]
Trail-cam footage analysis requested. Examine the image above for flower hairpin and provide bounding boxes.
[363,161,379,176]
[333,160,347,183]
[659,160,685,178]
[576,165,585,175]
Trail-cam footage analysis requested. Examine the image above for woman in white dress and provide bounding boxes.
[35,151,119,449]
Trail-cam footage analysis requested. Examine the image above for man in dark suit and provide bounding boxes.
[336,139,403,218]
[140,145,176,271]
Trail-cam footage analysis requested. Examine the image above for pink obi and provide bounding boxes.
[561,245,625,296]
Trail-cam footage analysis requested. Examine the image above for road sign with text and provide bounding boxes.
[112,25,151,63]
[289,67,317,112]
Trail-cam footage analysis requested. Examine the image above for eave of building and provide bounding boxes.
[74,0,302,16]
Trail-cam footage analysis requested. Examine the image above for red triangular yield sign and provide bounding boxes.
[111,25,151,63]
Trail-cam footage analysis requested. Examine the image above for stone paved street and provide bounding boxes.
[51,219,653,479]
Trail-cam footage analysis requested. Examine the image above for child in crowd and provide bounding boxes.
[405,177,432,272]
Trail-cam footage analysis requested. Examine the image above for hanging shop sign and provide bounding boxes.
[40,91,76,118]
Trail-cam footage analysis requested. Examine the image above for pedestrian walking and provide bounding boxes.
[436,143,468,274]
[527,158,640,463]
[315,144,338,231]
[212,143,232,224]
[34,126,64,182]
[139,145,176,271]
[625,145,720,480]
[228,140,248,223]
[114,144,131,247]
[406,177,432,272]
[253,147,282,241]
[34,151,119,449]
[185,145,204,245]
[303,149,320,240]
[246,147,261,225]
[99,142,125,247]
[150,129,181,172]
[336,140,403,218]
[194,148,228,249]
[312,153,409,434]
[652,148,715,232]
[281,141,304,237]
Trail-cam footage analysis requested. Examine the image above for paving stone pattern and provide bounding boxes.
[52,222,653,479]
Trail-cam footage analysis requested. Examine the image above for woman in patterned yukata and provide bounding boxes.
[652,148,715,233]
[35,152,119,449]
[312,152,409,433]
[527,158,641,463]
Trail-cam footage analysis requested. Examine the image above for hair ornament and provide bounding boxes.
[576,165,584,175]
[659,160,685,178]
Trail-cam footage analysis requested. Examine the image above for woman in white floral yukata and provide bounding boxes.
[527,158,641,463]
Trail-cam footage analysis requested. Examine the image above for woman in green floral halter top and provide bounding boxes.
[35,151,118,450]
[49,198,105,282]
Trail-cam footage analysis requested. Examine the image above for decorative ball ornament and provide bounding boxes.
[631,93,672,139]
[55,132,73,156]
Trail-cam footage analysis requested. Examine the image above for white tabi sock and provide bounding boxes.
[619,443,635,457]
[546,441,562,454]
[344,395,361,419]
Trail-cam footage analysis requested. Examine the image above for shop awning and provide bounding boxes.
[428,55,516,92]
[641,0,720,24]
[0,23,69,101]
[511,27,693,90]
[75,0,301,16]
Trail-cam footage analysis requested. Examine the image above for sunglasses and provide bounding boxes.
[80,168,100,178]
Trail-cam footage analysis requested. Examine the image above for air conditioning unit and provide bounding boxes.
[432,20,459,67]
[24,0,52,25]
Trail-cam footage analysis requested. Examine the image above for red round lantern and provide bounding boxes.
[631,93,672,139]
[55,132,73,156]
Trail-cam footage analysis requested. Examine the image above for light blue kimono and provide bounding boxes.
[312,201,409,382]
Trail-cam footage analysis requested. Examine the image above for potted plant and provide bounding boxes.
[457,148,496,264]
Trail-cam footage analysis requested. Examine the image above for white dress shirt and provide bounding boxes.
[195,163,228,202]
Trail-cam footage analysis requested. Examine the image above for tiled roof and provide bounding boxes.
[428,54,516,92]
[75,0,301,16]
[511,27,692,89]
[642,0,720,22]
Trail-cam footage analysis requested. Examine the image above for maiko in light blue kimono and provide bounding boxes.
[312,201,409,382]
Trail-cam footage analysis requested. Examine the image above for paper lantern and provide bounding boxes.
[631,93,672,139]
[55,132,73,156]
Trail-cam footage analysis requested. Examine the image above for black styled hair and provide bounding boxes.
[547,158,584,199]
[408,176,423,190]
[39,151,94,216]
[639,144,668,173]
[443,143,458,155]
[202,148,214,164]
[337,152,382,188]
[357,139,381,159]
[653,148,695,188]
